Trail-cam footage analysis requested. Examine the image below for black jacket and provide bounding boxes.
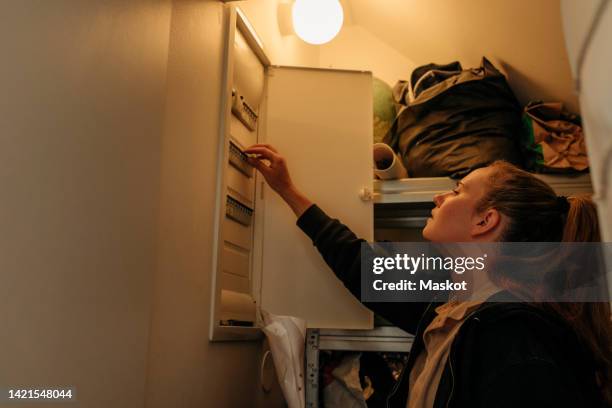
[297,204,602,408]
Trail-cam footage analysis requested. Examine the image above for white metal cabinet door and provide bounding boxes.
[561,0,612,302]
[257,66,373,329]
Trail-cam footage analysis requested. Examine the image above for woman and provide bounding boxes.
[245,144,611,407]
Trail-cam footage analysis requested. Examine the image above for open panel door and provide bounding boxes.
[255,66,374,329]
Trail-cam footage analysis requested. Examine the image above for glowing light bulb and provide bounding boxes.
[292,0,344,45]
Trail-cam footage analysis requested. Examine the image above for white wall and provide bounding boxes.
[0,1,171,407]
[144,2,286,407]
[239,0,320,66]
[319,25,416,86]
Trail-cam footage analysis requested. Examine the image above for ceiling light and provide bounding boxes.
[292,0,344,45]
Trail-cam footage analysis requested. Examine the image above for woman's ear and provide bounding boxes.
[471,208,503,238]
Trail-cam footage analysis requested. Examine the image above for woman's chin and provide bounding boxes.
[422,222,443,242]
[422,224,432,240]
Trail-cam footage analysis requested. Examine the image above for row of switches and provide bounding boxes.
[229,141,254,177]
[231,88,258,131]
[226,195,253,226]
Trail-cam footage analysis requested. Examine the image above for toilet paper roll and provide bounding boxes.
[373,143,407,180]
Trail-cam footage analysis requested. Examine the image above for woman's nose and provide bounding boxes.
[433,193,444,207]
[433,191,452,207]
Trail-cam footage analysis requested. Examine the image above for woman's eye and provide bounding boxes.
[452,189,459,195]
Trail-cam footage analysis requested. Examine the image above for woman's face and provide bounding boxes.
[422,167,496,242]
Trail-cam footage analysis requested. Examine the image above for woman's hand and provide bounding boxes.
[245,144,313,218]
[245,144,294,195]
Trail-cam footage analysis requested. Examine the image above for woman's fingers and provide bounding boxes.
[247,156,271,175]
[244,146,280,163]
[247,143,278,153]
[245,144,293,195]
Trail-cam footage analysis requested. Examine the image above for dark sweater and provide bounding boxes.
[297,204,602,408]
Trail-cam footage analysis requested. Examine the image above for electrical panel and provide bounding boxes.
[210,8,266,340]
[210,6,374,341]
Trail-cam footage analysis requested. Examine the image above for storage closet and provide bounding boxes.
[207,2,605,406]
[210,4,595,342]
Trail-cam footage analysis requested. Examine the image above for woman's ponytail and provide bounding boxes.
[481,162,612,405]
[559,195,611,405]
[562,195,601,242]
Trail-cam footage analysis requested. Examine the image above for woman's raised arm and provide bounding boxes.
[245,144,428,334]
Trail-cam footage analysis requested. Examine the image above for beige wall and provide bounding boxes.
[319,25,416,86]
[0,1,286,407]
[0,1,171,407]
[145,2,283,407]
[350,0,579,112]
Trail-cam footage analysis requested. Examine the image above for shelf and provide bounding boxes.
[305,327,414,408]
[373,173,593,204]
[310,327,413,353]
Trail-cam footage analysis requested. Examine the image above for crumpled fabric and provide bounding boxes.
[522,101,588,172]
[323,353,368,408]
